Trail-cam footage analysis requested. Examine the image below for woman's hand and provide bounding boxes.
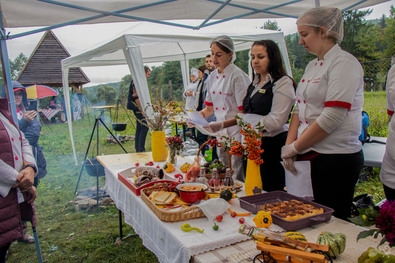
[12,166,35,192]
[281,142,300,159]
[23,110,37,123]
[208,121,224,132]
[185,91,193,96]
[283,156,297,175]
[22,186,37,204]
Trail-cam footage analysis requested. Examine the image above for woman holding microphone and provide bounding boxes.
[281,7,364,220]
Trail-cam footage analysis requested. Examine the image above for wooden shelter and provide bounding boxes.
[17,30,89,92]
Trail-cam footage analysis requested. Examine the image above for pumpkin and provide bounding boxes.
[316,231,346,258]
[284,232,307,242]
[253,211,272,228]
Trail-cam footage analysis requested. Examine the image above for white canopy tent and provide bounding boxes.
[61,22,291,164]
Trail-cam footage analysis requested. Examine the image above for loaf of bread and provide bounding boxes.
[149,191,177,205]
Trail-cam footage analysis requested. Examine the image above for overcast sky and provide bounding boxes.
[5,1,394,87]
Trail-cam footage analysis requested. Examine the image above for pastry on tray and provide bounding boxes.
[260,199,324,221]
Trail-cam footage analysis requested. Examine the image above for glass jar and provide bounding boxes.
[209,168,220,192]
[223,168,234,187]
[196,167,209,186]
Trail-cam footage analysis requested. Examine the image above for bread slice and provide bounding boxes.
[149,191,177,205]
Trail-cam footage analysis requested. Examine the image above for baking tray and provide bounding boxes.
[239,191,334,231]
[118,167,176,196]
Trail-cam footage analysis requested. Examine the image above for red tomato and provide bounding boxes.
[135,163,139,166]
[215,215,223,222]
[239,218,245,224]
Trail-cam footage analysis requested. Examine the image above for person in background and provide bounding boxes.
[184,68,199,111]
[194,56,218,160]
[13,81,47,244]
[0,96,37,261]
[196,35,250,181]
[127,66,151,152]
[49,96,57,109]
[380,64,395,202]
[281,7,364,220]
[208,40,296,191]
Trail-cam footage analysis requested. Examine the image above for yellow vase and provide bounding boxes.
[151,131,168,162]
[245,159,262,196]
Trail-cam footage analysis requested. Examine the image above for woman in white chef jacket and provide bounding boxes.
[199,35,250,181]
[281,7,364,220]
[184,68,199,111]
[380,64,395,202]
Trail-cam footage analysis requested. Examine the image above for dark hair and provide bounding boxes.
[144,66,151,73]
[211,42,232,54]
[251,40,296,89]
[198,65,206,72]
[205,54,211,58]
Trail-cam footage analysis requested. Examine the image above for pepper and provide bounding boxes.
[253,211,272,228]
[181,223,204,233]
[212,223,219,231]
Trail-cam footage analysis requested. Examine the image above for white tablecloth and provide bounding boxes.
[104,162,250,263]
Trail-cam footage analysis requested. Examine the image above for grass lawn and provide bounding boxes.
[6,92,389,262]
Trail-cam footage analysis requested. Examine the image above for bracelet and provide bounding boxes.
[24,163,37,173]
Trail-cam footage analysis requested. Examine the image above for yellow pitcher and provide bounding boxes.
[151,131,168,162]
[245,159,262,196]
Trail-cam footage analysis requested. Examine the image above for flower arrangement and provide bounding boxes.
[142,91,173,131]
[166,135,184,151]
[228,116,264,165]
[349,199,395,247]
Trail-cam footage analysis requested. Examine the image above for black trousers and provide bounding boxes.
[0,243,10,263]
[310,150,364,220]
[133,110,149,152]
[260,131,287,192]
[383,184,395,202]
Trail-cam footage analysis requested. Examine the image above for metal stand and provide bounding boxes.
[74,116,128,210]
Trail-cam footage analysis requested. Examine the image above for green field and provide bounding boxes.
[6,92,390,262]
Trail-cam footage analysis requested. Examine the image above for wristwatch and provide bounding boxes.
[24,163,37,173]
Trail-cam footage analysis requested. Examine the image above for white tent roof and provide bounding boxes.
[1,0,388,30]
[61,23,291,164]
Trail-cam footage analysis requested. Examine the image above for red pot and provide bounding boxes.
[176,182,207,203]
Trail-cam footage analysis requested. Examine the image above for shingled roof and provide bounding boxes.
[16,30,90,91]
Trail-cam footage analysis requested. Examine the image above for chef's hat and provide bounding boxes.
[210,35,237,63]
[297,7,344,43]
[190,68,199,78]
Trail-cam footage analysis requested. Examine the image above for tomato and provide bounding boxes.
[156,165,160,168]
[230,211,236,218]
[212,223,219,231]
[239,218,245,224]
[215,215,223,222]
[135,163,139,166]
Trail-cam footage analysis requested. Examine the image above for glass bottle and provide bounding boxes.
[209,168,220,192]
[223,168,234,188]
[196,167,209,186]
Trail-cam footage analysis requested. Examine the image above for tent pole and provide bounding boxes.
[0,25,18,124]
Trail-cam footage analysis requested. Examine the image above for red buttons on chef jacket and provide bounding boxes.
[219,92,222,94]
[213,91,215,94]
[216,76,219,79]
[216,107,218,110]
[315,63,317,66]
[302,79,305,82]
[223,107,225,110]
[298,100,300,103]
[15,156,18,161]
[304,100,306,103]
[11,137,14,141]
[300,121,302,124]
[305,121,308,124]
[320,62,323,66]
[223,75,225,78]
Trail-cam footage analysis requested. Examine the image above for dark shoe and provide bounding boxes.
[18,222,34,244]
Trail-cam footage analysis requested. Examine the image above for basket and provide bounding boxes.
[141,185,205,222]
[197,140,232,180]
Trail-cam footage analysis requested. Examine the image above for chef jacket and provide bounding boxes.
[242,74,295,137]
[183,80,199,111]
[295,44,364,154]
[204,63,250,141]
[380,64,395,189]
